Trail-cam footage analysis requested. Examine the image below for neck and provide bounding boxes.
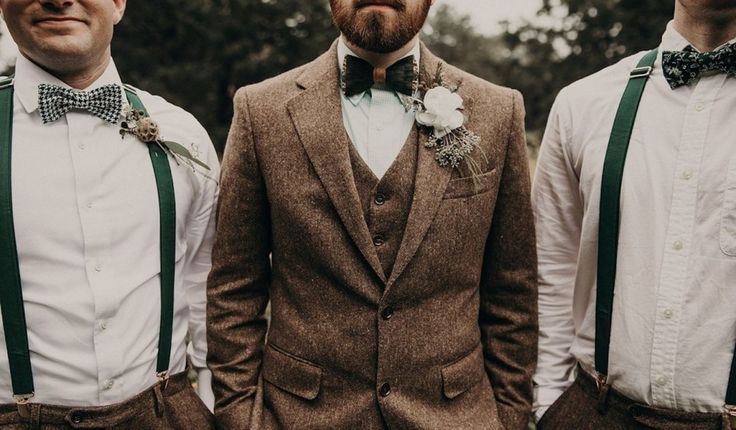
[673,3,736,51]
[23,50,112,90]
[343,35,419,68]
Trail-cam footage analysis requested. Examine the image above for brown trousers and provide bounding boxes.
[537,368,732,430]
[0,372,214,430]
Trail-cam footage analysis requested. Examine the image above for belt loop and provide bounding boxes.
[595,373,611,414]
[153,382,166,418]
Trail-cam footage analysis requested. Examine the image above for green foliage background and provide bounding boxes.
[3,0,675,151]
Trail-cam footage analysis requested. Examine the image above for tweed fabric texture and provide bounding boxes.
[349,126,418,277]
[37,83,122,124]
[207,41,538,430]
[662,44,736,89]
[537,369,729,430]
[0,372,214,429]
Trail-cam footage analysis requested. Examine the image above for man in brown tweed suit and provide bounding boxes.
[208,1,538,429]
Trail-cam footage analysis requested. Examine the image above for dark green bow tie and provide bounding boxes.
[342,55,417,97]
[662,44,736,89]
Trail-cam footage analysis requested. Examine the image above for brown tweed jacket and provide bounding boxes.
[207,41,537,430]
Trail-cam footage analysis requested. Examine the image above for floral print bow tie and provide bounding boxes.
[38,83,123,124]
[662,44,736,89]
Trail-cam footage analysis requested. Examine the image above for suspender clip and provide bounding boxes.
[594,372,608,391]
[13,393,33,419]
[630,66,653,79]
[157,371,170,391]
[724,404,736,429]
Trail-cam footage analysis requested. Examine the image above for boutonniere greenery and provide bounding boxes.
[403,63,485,179]
[119,106,211,172]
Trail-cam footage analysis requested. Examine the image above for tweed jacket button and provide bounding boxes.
[379,383,391,397]
[374,193,387,205]
[373,235,385,246]
[381,307,394,320]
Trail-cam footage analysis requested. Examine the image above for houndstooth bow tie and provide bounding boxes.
[38,83,123,124]
[662,44,736,89]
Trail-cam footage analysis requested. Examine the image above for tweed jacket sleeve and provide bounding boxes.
[207,87,271,430]
[479,90,538,430]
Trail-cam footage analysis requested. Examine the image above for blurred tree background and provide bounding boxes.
[0,0,674,152]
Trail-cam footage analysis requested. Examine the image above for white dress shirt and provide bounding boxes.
[533,22,736,419]
[338,38,419,179]
[0,55,219,407]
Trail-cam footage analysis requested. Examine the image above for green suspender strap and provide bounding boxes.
[0,77,36,416]
[595,49,658,388]
[0,82,176,418]
[124,85,177,384]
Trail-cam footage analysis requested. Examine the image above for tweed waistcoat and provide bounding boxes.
[349,126,419,278]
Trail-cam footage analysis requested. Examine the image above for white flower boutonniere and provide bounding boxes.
[408,64,484,178]
[415,86,464,138]
[120,106,211,172]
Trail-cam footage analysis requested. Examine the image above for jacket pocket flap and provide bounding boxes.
[443,169,499,200]
[262,344,323,400]
[441,345,485,399]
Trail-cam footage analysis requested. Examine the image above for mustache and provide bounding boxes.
[355,0,406,10]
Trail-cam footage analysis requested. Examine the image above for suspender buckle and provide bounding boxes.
[157,371,170,391]
[13,393,33,419]
[630,66,653,79]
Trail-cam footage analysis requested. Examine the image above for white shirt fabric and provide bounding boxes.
[338,38,418,179]
[0,55,219,407]
[533,21,736,420]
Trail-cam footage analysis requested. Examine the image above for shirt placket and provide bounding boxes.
[649,74,727,408]
[66,113,118,403]
[366,89,391,177]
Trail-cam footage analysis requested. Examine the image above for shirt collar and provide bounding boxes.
[13,54,124,114]
[660,20,736,52]
[337,36,421,106]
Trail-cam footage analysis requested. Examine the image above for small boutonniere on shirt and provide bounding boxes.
[119,106,211,172]
[403,63,485,179]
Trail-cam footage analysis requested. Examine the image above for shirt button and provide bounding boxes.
[680,170,693,180]
[78,143,86,150]
[655,375,668,386]
[103,379,115,390]
[663,309,674,319]
[373,235,385,247]
[99,320,108,330]
[94,263,103,272]
[86,202,94,209]
[381,307,394,320]
[374,193,387,206]
[673,240,683,251]
[694,102,705,112]
[379,383,391,397]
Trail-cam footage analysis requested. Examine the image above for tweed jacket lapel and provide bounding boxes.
[387,44,474,288]
[287,41,387,284]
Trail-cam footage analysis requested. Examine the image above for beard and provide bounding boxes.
[330,0,431,53]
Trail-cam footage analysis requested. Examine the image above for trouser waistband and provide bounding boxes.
[0,371,190,427]
[578,366,730,430]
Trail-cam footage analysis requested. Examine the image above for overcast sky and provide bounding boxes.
[433,0,542,34]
